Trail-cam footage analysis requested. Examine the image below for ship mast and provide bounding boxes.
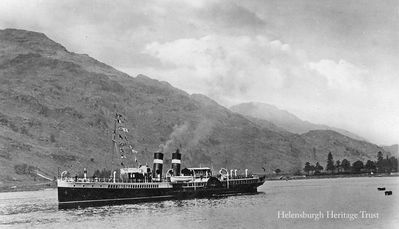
[111,112,118,170]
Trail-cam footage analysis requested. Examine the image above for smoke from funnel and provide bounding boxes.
[159,122,190,153]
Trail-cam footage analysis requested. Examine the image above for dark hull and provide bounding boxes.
[58,181,263,209]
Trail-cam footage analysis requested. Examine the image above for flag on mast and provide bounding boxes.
[119,127,129,132]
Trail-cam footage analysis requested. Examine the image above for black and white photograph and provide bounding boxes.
[0,0,398,228]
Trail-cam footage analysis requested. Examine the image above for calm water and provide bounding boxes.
[1,177,398,229]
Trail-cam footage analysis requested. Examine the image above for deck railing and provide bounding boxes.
[60,177,158,183]
[59,173,257,183]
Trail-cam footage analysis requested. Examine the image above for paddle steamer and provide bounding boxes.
[57,113,265,208]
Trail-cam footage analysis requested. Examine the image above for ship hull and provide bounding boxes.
[58,179,264,209]
[58,187,175,208]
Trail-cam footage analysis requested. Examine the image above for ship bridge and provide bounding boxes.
[183,167,212,178]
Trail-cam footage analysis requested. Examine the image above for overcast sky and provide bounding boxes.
[1,0,398,145]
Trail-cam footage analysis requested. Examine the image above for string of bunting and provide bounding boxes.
[114,113,140,166]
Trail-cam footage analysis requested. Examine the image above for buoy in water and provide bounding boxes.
[385,191,393,196]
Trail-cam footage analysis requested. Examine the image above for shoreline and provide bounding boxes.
[0,182,56,193]
[266,173,399,181]
[1,174,398,193]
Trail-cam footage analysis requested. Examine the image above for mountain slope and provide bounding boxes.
[0,29,386,188]
[382,144,399,158]
[230,102,366,141]
[301,130,384,163]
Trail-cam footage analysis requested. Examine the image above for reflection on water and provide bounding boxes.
[0,177,398,229]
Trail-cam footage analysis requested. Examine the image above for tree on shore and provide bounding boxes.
[376,151,384,172]
[341,159,351,172]
[310,165,315,174]
[352,160,364,173]
[375,151,398,173]
[304,162,312,175]
[364,160,376,172]
[300,152,397,176]
[315,162,323,175]
[377,151,384,161]
[383,155,392,173]
[389,156,398,172]
[326,152,335,174]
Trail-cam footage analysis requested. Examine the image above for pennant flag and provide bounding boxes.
[119,127,129,132]
[116,114,126,123]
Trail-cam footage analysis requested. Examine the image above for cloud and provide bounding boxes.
[307,59,368,92]
[137,33,399,145]
[143,35,299,104]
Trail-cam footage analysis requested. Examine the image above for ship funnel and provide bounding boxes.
[172,148,181,176]
[153,152,164,181]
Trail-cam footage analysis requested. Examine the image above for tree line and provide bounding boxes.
[303,151,398,175]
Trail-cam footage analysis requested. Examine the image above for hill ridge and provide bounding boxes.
[230,102,367,141]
